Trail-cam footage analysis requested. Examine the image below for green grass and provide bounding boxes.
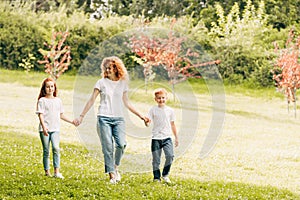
[0,69,287,100]
[1,69,300,199]
[0,69,76,90]
[0,126,299,200]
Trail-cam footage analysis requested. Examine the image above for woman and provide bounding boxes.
[74,56,148,184]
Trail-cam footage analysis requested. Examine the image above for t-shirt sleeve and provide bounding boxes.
[170,108,175,122]
[94,79,101,91]
[123,80,129,92]
[36,99,44,114]
[59,98,64,114]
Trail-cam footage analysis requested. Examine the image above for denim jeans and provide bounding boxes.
[151,137,174,180]
[97,116,126,173]
[39,131,60,170]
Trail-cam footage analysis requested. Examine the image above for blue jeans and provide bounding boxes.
[151,138,174,180]
[39,131,60,170]
[97,116,126,173]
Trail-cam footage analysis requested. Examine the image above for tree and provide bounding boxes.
[272,28,300,117]
[209,0,270,85]
[38,31,71,80]
[128,19,220,98]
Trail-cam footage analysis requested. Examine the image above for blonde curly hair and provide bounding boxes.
[101,56,128,80]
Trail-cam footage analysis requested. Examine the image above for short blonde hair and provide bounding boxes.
[101,56,128,80]
[153,88,168,97]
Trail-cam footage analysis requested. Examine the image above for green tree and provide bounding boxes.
[209,0,273,86]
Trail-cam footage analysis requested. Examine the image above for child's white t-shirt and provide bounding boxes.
[94,78,128,117]
[36,97,64,132]
[148,105,175,140]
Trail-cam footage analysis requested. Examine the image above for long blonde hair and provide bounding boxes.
[101,56,128,80]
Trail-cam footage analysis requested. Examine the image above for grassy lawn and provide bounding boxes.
[0,68,287,99]
[1,127,299,200]
[1,69,300,199]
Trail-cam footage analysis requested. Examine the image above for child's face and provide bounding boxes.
[45,81,55,96]
[155,93,167,106]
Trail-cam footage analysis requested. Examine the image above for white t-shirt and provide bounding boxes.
[148,105,175,140]
[36,97,64,132]
[94,78,128,117]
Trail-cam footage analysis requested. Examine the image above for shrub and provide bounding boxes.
[0,11,44,70]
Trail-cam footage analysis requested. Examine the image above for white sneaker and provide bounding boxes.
[115,171,121,182]
[54,173,64,179]
[109,178,117,184]
[162,176,171,183]
[153,179,161,183]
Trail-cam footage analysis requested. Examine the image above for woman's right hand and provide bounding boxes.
[43,128,49,136]
[142,117,151,127]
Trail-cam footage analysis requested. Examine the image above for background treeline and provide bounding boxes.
[1,0,300,87]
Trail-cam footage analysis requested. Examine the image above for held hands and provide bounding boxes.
[73,116,83,127]
[141,116,151,127]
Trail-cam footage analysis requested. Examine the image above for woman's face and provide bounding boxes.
[105,64,117,79]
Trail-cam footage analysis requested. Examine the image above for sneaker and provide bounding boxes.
[54,173,64,179]
[45,173,51,177]
[109,178,117,184]
[162,176,171,184]
[153,179,161,183]
[115,171,121,182]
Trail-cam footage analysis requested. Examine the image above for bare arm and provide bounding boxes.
[171,121,179,147]
[122,91,149,123]
[74,88,100,126]
[60,113,74,125]
[38,113,48,136]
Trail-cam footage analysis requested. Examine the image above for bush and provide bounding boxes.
[0,11,44,70]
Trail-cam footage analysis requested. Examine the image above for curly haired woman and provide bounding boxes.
[74,56,149,184]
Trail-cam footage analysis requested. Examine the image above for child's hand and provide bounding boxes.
[175,137,179,147]
[73,117,82,127]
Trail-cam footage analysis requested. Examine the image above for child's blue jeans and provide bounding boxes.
[39,131,60,170]
[151,137,174,180]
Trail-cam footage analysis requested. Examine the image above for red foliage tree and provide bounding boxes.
[38,31,71,80]
[128,19,220,97]
[129,34,163,92]
[273,28,300,116]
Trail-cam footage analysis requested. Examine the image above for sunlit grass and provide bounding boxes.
[0,69,76,90]
[0,126,299,199]
[0,68,293,101]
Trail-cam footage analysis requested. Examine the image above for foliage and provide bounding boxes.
[272,29,300,104]
[2,0,300,88]
[0,9,45,71]
[1,128,299,200]
[0,2,108,73]
[38,31,71,80]
[128,19,221,98]
[18,53,36,73]
[74,0,300,31]
[209,0,274,86]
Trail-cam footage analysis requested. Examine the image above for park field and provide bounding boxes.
[0,69,299,199]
